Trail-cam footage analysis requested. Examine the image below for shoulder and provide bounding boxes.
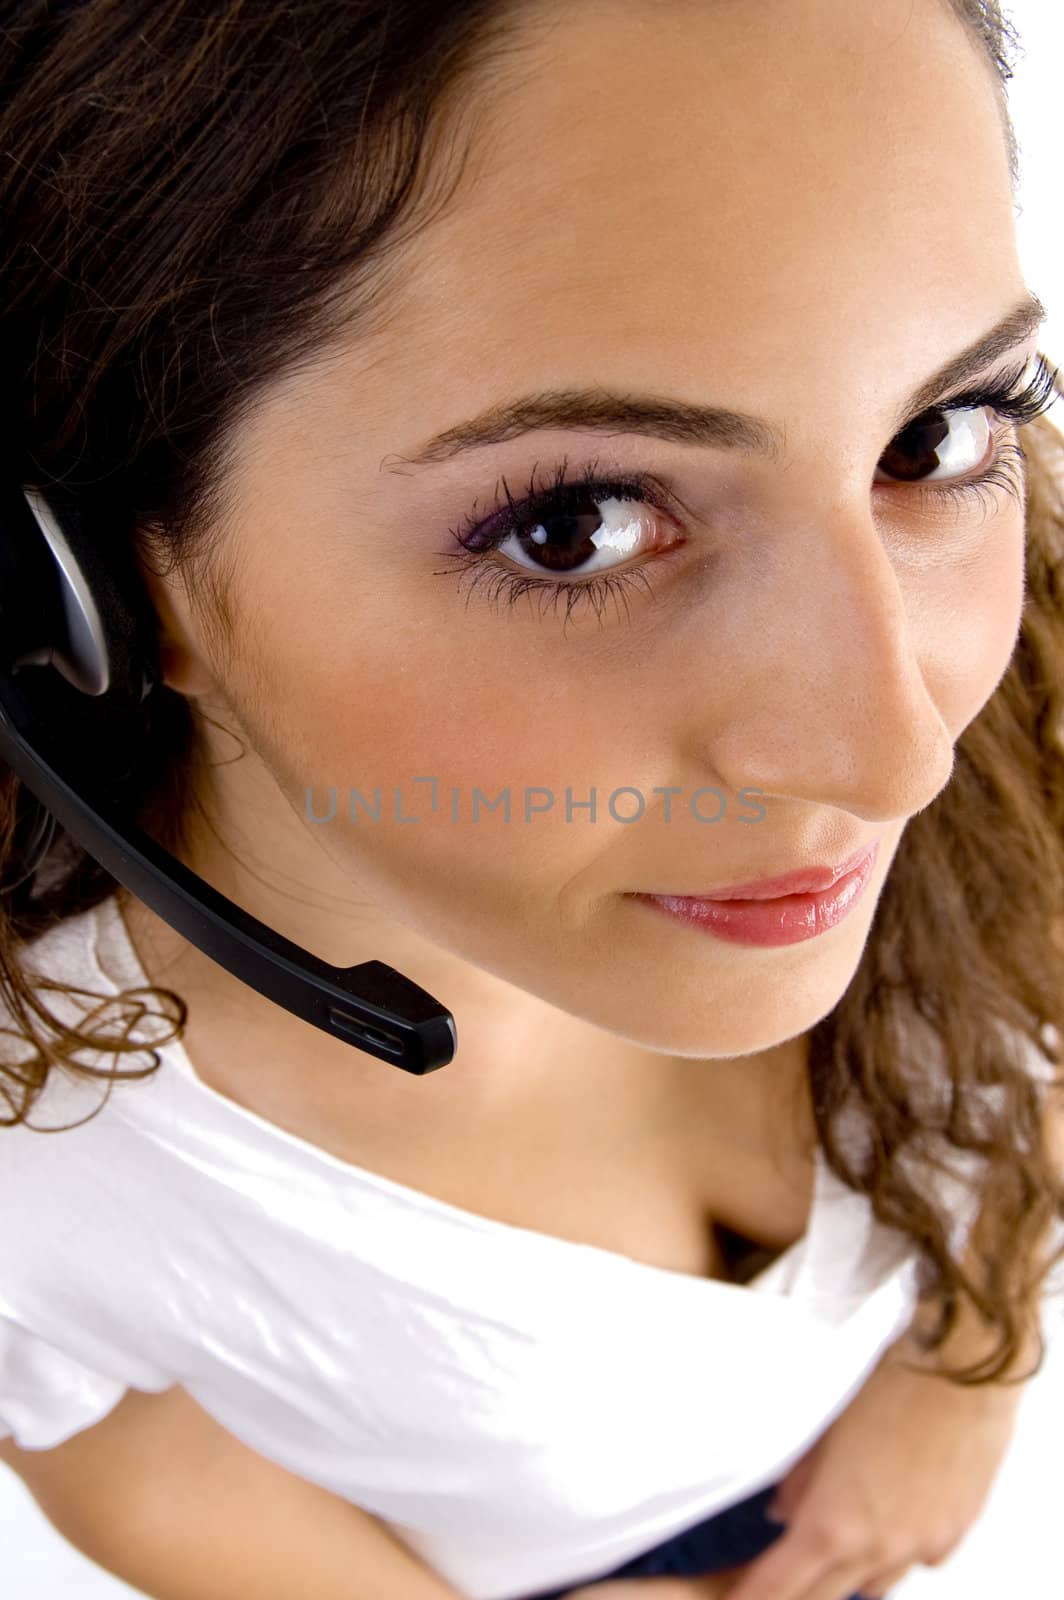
[0,897,144,1127]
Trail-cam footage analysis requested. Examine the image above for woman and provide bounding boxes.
[0,3,1062,1599]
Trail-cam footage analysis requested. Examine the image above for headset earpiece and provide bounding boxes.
[0,480,456,1072]
[0,483,159,707]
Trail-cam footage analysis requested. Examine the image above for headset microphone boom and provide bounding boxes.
[0,482,457,1075]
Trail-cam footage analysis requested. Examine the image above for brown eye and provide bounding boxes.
[496,489,664,577]
[875,406,994,487]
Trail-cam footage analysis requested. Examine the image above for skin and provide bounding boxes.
[123,0,1033,1221]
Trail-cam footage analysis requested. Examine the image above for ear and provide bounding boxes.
[132,535,217,700]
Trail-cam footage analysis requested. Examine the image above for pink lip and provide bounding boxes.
[631,842,880,948]
[660,841,880,902]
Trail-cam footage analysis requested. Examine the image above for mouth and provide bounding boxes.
[629,842,881,948]
[638,841,880,902]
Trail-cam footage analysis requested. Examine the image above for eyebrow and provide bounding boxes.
[382,291,1046,473]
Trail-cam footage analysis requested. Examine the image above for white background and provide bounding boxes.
[2,2,1062,1595]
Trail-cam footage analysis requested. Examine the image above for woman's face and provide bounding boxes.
[142,0,1040,1071]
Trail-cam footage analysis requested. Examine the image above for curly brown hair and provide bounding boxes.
[1,0,1062,1388]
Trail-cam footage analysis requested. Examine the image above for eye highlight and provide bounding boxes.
[433,353,1060,624]
[433,455,684,627]
[877,350,1059,516]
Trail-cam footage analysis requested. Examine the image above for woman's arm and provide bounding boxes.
[0,1383,461,1600]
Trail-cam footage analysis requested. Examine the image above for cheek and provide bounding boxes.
[246,582,650,931]
[911,513,1027,732]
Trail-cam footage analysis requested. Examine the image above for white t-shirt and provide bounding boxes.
[0,892,1048,1600]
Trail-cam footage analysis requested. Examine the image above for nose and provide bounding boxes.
[697,493,958,824]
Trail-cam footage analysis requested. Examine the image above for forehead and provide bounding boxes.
[354,0,1016,384]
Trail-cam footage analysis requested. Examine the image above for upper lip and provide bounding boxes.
[643,841,879,902]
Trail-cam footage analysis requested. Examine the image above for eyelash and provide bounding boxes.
[436,353,1061,623]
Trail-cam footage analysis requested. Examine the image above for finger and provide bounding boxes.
[563,1581,734,1597]
[856,1559,918,1598]
[723,1518,916,1600]
[789,1559,903,1600]
[711,1517,855,1600]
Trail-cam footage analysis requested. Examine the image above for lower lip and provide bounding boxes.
[632,843,880,947]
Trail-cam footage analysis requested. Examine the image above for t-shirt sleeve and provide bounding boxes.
[0,1310,129,1451]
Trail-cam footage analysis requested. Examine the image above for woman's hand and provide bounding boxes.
[712,1347,1023,1600]
[564,1577,744,1598]
[562,1293,1034,1600]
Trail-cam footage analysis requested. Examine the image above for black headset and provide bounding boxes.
[0,482,457,1075]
